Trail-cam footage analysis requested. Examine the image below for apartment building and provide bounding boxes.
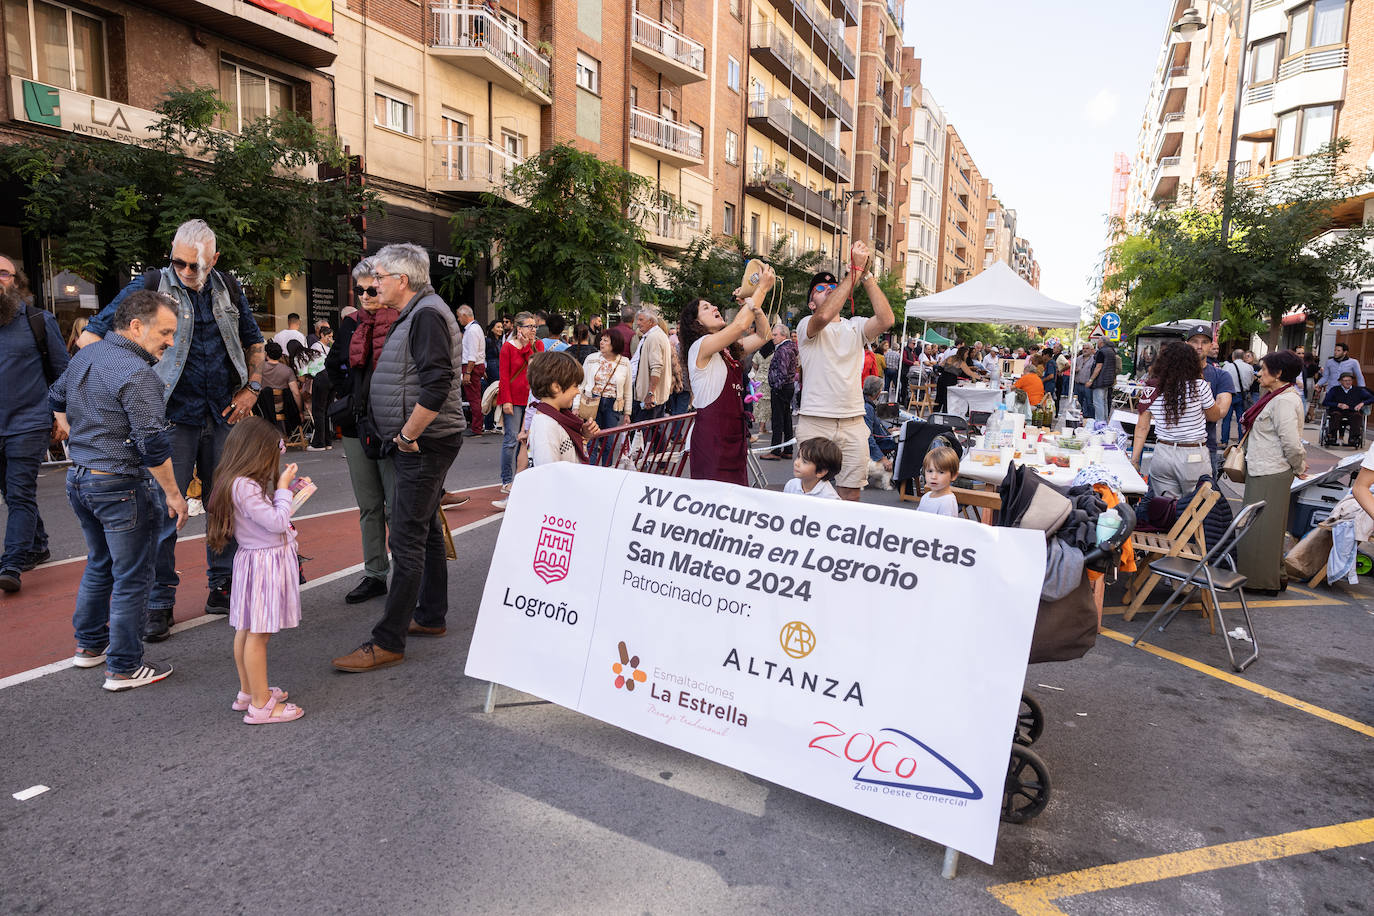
[983,196,1015,271]
[1012,236,1040,288]
[888,46,918,283]
[849,0,908,275]
[935,124,986,290]
[0,0,336,327]
[903,86,945,293]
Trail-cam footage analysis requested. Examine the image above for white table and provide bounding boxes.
[945,385,1005,418]
[957,446,1148,495]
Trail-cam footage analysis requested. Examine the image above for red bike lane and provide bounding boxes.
[0,487,506,680]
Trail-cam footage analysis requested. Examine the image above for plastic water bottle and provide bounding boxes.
[987,404,1008,448]
[1096,508,1121,545]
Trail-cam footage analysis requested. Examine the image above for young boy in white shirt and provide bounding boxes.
[784,437,842,499]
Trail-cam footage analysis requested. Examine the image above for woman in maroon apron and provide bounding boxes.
[678,267,776,484]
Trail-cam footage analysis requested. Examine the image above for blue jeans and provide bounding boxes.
[151,422,232,612]
[1074,382,1092,418]
[67,469,164,674]
[500,406,525,485]
[0,428,50,571]
[1220,397,1247,444]
[1091,386,1110,421]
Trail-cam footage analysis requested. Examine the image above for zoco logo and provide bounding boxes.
[533,514,575,584]
[779,621,816,659]
[612,641,647,692]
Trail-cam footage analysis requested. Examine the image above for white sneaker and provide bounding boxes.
[72,645,108,668]
[491,499,507,510]
[499,483,512,494]
[103,660,173,692]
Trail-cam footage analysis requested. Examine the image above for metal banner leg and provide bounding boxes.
[942,846,959,878]
[483,681,497,714]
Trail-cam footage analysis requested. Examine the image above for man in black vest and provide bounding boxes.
[333,243,465,673]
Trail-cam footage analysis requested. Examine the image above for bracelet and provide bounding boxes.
[398,432,416,445]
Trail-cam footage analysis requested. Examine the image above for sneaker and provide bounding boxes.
[21,549,50,572]
[72,645,108,668]
[440,492,471,507]
[103,660,173,691]
[306,445,331,451]
[0,569,20,593]
[205,585,230,614]
[499,483,512,494]
[491,499,507,510]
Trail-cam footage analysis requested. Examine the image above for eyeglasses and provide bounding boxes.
[372,271,396,281]
[519,323,537,330]
[814,283,837,294]
[0,270,13,280]
[354,285,378,297]
[169,257,203,273]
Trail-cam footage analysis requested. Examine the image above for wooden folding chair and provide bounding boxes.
[908,380,935,419]
[953,485,1000,524]
[1123,482,1220,628]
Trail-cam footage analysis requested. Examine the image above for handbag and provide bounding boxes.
[577,357,621,420]
[1221,431,1248,483]
[481,355,529,416]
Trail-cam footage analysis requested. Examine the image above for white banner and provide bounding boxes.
[465,464,1047,862]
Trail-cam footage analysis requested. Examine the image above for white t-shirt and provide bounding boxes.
[529,411,580,466]
[1140,378,1214,443]
[688,338,729,409]
[918,491,959,517]
[796,315,870,419]
[784,477,839,499]
[273,328,307,352]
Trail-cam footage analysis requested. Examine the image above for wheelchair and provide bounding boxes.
[1319,405,1366,449]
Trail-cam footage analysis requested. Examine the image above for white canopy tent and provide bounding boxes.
[904,262,1082,328]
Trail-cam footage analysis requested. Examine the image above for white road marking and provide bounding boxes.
[12,785,50,801]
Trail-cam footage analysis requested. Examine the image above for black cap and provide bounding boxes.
[1185,322,1213,340]
[809,270,839,297]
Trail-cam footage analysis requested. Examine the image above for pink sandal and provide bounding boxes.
[242,695,304,725]
[232,687,287,711]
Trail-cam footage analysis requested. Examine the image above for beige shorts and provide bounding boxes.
[795,414,870,490]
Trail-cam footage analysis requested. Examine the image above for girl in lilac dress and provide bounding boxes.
[207,417,306,725]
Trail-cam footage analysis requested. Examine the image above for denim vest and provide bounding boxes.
[152,268,249,402]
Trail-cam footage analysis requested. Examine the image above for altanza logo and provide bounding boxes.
[722,627,863,704]
[533,515,575,584]
[808,720,983,801]
[612,641,647,692]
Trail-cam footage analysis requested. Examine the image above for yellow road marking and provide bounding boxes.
[1099,628,1374,739]
[988,817,1374,915]
[1103,585,1346,616]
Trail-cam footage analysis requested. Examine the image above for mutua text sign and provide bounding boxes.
[9,77,159,145]
[465,464,1046,863]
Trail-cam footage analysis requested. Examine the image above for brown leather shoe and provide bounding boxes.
[408,622,447,637]
[332,642,404,672]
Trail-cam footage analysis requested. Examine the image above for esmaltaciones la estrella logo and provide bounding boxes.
[612,641,647,691]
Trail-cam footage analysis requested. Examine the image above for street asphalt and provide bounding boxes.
[3,430,1373,914]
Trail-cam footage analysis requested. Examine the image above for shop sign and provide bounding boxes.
[10,77,160,145]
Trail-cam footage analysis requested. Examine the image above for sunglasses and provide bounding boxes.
[814,283,837,294]
[169,257,204,273]
[354,285,378,297]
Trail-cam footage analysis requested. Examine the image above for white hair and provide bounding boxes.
[773,321,789,336]
[636,306,661,322]
[350,258,374,282]
[456,305,474,319]
[371,243,430,290]
[171,219,216,253]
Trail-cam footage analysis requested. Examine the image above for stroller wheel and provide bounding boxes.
[1015,693,1045,746]
[1002,746,1051,824]
[1357,553,1373,577]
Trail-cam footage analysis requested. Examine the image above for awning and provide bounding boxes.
[1281,308,1309,326]
[921,328,953,345]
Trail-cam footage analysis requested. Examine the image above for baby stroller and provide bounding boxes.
[1319,405,1366,449]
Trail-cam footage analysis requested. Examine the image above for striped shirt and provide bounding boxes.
[1139,378,1214,443]
[49,334,171,475]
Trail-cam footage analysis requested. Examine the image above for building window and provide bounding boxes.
[725,129,738,165]
[4,0,107,96]
[576,52,600,94]
[723,202,736,236]
[1248,36,1281,85]
[438,110,469,176]
[727,56,740,91]
[1288,0,1346,56]
[903,85,913,107]
[1274,104,1336,160]
[373,83,415,135]
[220,60,294,132]
[502,129,525,159]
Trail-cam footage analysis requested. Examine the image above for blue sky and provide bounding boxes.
[903,0,1168,307]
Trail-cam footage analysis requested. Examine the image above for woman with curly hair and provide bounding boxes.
[678,266,775,484]
[1130,340,1223,498]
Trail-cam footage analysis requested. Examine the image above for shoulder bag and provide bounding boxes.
[1221,430,1248,482]
[481,354,528,416]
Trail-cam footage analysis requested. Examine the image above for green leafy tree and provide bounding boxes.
[0,86,377,294]
[450,143,680,320]
[1102,140,1374,346]
[656,234,826,326]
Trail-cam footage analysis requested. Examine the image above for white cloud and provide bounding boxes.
[1082,89,1119,124]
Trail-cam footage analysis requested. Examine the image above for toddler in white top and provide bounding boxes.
[917,445,960,517]
[784,436,843,499]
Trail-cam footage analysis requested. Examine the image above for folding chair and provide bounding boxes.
[1123,482,1220,624]
[1130,501,1265,671]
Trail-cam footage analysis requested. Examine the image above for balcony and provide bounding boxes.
[826,0,858,26]
[1165,65,1188,81]
[747,95,851,182]
[1150,156,1182,200]
[763,0,856,78]
[130,0,335,66]
[629,106,704,167]
[885,0,903,28]
[631,12,706,85]
[431,137,525,195]
[643,206,702,251]
[749,23,853,128]
[743,166,840,233]
[1278,46,1348,81]
[430,5,552,104]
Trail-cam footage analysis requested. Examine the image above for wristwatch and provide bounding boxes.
[247,380,262,393]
